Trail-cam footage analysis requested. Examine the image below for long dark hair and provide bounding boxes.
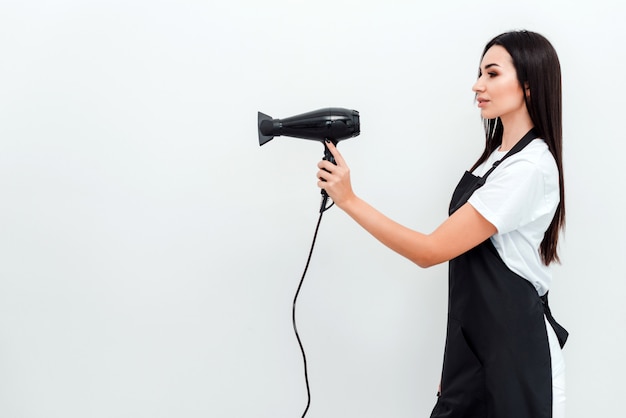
[470,30,565,265]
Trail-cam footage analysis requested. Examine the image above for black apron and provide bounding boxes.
[430,130,568,418]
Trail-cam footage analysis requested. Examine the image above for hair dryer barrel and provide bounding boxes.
[258,107,360,146]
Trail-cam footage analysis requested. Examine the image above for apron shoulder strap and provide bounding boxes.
[448,129,539,215]
[480,128,539,181]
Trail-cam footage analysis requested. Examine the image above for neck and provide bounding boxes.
[499,112,534,151]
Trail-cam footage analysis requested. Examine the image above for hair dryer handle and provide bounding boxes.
[320,141,337,213]
[322,141,336,165]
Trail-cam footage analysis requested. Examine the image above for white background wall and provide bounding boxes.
[1,0,624,417]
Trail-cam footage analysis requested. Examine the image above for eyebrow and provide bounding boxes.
[482,63,501,70]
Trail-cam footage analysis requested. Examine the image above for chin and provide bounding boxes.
[480,108,503,120]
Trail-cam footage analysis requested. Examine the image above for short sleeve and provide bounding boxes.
[468,158,555,234]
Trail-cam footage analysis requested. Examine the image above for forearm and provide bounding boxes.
[338,195,439,268]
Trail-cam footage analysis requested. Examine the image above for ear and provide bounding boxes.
[524,82,531,98]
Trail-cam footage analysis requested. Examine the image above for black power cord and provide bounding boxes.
[292,194,334,418]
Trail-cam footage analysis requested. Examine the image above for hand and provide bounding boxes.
[316,141,355,208]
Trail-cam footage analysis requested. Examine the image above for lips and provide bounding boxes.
[476,97,490,108]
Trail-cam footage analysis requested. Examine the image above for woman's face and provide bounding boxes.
[472,45,527,121]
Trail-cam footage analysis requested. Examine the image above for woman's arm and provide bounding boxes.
[317,142,496,268]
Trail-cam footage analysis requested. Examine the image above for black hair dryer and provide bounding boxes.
[257,107,360,211]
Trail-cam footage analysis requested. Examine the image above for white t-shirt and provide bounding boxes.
[467,138,559,296]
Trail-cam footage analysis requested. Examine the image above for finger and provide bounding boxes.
[317,169,332,182]
[318,160,336,173]
[317,171,333,187]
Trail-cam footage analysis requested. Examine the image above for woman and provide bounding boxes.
[316,30,568,418]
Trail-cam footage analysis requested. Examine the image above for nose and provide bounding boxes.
[472,78,485,93]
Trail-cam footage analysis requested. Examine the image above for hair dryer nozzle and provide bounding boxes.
[258,112,276,146]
